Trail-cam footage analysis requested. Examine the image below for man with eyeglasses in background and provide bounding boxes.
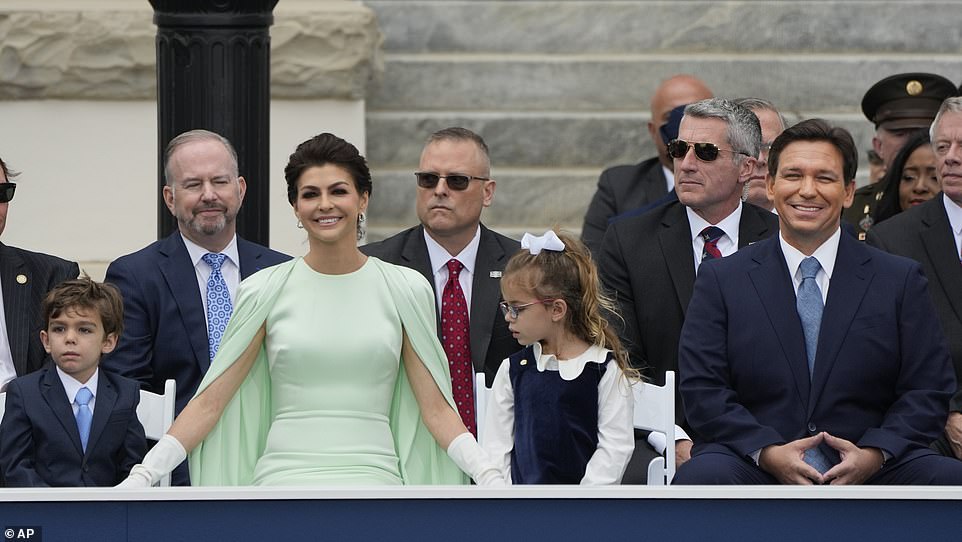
[0,156,79,394]
[599,98,779,479]
[734,98,787,213]
[363,127,521,438]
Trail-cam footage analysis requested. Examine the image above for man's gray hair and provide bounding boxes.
[684,98,762,159]
[930,96,962,141]
[733,97,787,132]
[163,129,239,185]
[424,126,491,175]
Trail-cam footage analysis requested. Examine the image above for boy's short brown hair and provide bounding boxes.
[41,277,124,337]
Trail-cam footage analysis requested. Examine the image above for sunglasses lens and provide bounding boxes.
[667,140,688,159]
[0,183,15,203]
[415,172,440,188]
[445,175,471,190]
[693,143,720,161]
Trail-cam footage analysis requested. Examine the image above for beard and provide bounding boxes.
[179,205,235,237]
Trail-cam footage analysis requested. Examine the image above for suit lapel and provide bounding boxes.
[39,368,85,456]
[400,226,439,324]
[808,234,872,413]
[469,226,507,371]
[919,198,962,323]
[157,234,210,372]
[0,244,30,375]
[659,204,697,314]
[84,373,118,458]
[738,204,777,247]
[748,238,811,405]
[237,237,267,279]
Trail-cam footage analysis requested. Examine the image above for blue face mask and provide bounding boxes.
[659,104,689,146]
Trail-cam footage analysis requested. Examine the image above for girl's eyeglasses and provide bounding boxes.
[499,299,557,319]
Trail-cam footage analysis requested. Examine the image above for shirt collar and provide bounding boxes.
[943,193,962,236]
[181,233,240,269]
[779,227,841,281]
[423,226,481,276]
[56,366,99,403]
[686,201,743,245]
[531,341,610,380]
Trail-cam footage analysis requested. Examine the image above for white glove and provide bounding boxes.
[116,434,187,488]
[447,432,505,486]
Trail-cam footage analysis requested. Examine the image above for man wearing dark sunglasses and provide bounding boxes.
[364,127,521,434]
[598,98,779,479]
[0,156,80,395]
[581,75,713,255]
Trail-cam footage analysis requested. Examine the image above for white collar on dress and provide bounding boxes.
[531,342,610,381]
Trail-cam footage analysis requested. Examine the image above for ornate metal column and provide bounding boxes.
[151,0,278,245]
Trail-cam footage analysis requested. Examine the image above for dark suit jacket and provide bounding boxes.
[0,244,79,377]
[362,224,521,384]
[101,232,290,414]
[867,194,962,412]
[581,156,669,255]
[679,233,955,464]
[598,201,778,404]
[0,367,146,486]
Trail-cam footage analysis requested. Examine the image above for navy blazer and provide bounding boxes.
[0,243,79,377]
[679,233,956,464]
[0,367,145,487]
[362,224,521,385]
[101,232,290,414]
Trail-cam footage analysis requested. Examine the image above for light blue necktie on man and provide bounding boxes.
[796,256,834,473]
[202,253,232,362]
[75,386,93,452]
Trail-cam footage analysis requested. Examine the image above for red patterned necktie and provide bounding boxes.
[441,259,477,436]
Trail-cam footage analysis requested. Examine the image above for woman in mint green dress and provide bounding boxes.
[119,134,501,487]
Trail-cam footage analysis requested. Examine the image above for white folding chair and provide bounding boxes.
[474,372,488,444]
[136,379,176,487]
[632,371,676,485]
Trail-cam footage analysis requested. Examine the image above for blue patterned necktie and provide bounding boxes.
[75,386,93,452]
[796,256,823,378]
[700,226,725,262]
[796,256,834,474]
[202,253,232,361]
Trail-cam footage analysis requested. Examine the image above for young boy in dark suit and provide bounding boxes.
[0,277,146,486]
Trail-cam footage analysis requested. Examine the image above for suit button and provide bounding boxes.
[807,422,817,433]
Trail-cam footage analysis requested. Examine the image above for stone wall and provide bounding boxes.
[363,1,962,239]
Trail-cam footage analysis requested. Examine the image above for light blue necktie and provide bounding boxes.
[796,256,823,378]
[75,386,93,452]
[202,253,232,362]
[796,256,834,474]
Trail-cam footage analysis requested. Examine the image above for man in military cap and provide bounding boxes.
[843,72,957,239]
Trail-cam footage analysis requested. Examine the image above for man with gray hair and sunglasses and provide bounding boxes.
[0,156,79,397]
[363,127,521,439]
[599,98,779,480]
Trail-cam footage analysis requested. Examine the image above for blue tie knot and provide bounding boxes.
[75,386,93,406]
[700,226,724,243]
[800,256,821,280]
[203,253,227,272]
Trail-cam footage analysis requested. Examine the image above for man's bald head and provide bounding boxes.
[648,75,714,169]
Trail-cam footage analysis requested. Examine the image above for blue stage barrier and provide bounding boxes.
[1,486,960,541]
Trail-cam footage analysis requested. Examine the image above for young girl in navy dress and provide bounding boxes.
[482,230,637,484]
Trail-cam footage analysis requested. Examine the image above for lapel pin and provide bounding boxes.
[16,274,27,285]
[489,271,502,278]
[520,359,527,366]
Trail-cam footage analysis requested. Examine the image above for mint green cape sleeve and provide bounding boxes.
[188,259,299,486]
[373,258,470,485]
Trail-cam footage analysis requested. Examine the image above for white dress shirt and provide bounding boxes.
[0,273,16,391]
[687,202,743,272]
[663,164,675,193]
[181,234,241,327]
[482,343,635,485]
[57,366,99,417]
[942,193,962,260]
[423,226,481,312]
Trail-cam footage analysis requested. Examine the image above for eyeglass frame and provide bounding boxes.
[499,299,557,320]
[414,172,490,191]
[0,182,16,204]
[667,139,751,162]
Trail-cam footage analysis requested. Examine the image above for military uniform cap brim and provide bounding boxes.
[861,72,957,128]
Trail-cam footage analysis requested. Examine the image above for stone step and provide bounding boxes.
[365,112,876,169]
[366,168,598,230]
[366,1,960,55]
[367,55,962,113]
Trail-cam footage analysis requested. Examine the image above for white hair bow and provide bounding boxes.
[521,231,565,255]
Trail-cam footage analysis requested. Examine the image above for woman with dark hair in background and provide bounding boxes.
[872,132,939,226]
